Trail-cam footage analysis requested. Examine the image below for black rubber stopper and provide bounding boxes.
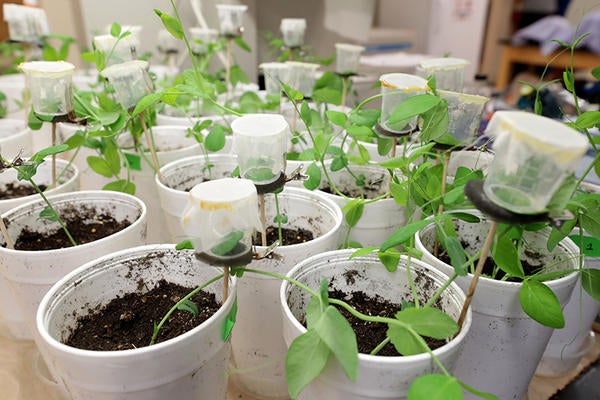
[254,172,286,194]
[374,122,416,139]
[464,180,548,225]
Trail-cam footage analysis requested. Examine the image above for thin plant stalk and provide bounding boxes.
[433,150,450,257]
[0,217,14,249]
[226,38,232,101]
[457,221,498,329]
[51,121,57,189]
[274,192,283,245]
[223,267,229,305]
[341,76,348,111]
[259,194,267,246]
[139,110,164,184]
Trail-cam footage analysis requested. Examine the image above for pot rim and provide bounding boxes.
[280,249,472,365]
[36,244,237,358]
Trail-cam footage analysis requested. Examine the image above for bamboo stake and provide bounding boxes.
[259,194,267,246]
[223,267,229,305]
[341,76,348,111]
[139,111,164,184]
[457,221,498,329]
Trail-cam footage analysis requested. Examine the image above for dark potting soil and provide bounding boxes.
[327,288,447,357]
[0,182,48,200]
[12,205,132,251]
[437,240,544,282]
[252,226,314,246]
[65,280,220,351]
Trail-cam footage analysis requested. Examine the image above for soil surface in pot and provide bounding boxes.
[252,226,314,246]
[327,288,447,356]
[0,183,48,200]
[320,180,386,199]
[65,280,220,351]
[11,205,132,251]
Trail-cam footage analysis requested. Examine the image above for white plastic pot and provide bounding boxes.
[0,190,147,338]
[415,216,580,400]
[36,245,236,400]
[156,154,238,242]
[230,187,343,399]
[281,250,471,399]
[317,163,407,247]
[0,118,32,158]
[0,158,79,340]
[536,184,600,377]
[0,73,26,119]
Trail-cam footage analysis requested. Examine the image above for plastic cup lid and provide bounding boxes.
[232,114,290,138]
[438,89,488,105]
[286,61,320,71]
[485,111,589,166]
[19,61,75,77]
[101,60,149,80]
[380,73,428,91]
[189,27,219,37]
[216,4,248,12]
[281,18,307,30]
[419,57,470,70]
[335,43,366,53]
[188,178,257,205]
[260,62,288,70]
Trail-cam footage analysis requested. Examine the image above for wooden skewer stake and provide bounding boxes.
[223,267,229,305]
[259,194,267,246]
[51,121,57,189]
[0,217,14,250]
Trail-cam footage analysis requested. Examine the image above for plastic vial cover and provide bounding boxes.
[19,61,75,116]
[284,61,319,97]
[379,73,429,133]
[438,89,489,144]
[416,57,469,92]
[260,62,289,95]
[216,4,248,37]
[93,34,138,67]
[3,4,49,43]
[189,27,219,55]
[335,43,365,75]
[280,18,306,48]
[232,114,290,185]
[483,110,589,214]
[101,60,153,110]
[181,178,261,259]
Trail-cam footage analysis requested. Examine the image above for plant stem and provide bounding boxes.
[0,217,14,249]
[259,194,267,246]
[274,192,283,245]
[223,267,229,305]
[457,221,498,329]
[370,337,390,355]
[226,38,232,101]
[433,150,450,257]
[28,177,77,247]
[341,76,348,111]
[139,111,164,184]
[149,272,225,346]
[424,272,458,308]
[51,121,57,189]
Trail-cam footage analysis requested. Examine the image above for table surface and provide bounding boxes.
[1,321,598,400]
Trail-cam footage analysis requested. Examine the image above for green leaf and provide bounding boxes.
[349,247,378,258]
[390,181,408,206]
[155,9,184,39]
[443,186,465,205]
[27,109,43,130]
[30,144,70,163]
[581,268,600,301]
[303,162,321,190]
[349,109,380,127]
[377,137,394,156]
[273,214,288,224]
[563,70,575,92]
[420,100,449,142]
[592,66,600,81]
[312,87,342,105]
[102,179,136,194]
[394,307,458,339]
[380,218,441,251]
[330,155,348,171]
[580,209,600,239]
[234,37,251,52]
[548,219,577,251]
[205,127,226,152]
[386,323,427,356]
[131,93,161,117]
[39,207,59,222]
[519,280,565,328]
[87,156,114,178]
[210,231,244,256]
[443,236,468,276]
[343,198,364,228]
[378,248,401,272]
[109,22,121,37]
[492,234,524,278]
[448,212,480,223]
[175,239,194,250]
[96,110,121,126]
[408,374,463,400]
[379,156,407,169]
[300,101,312,127]
[42,45,59,61]
[313,306,358,380]
[346,125,373,139]
[286,329,330,398]
[389,94,440,124]
[576,111,600,129]
[177,299,199,316]
[325,110,347,127]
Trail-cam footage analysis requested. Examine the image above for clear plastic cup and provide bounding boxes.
[189,27,219,55]
[158,29,179,54]
[181,178,260,265]
[100,60,153,110]
[284,61,319,98]
[232,114,290,186]
[335,43,365,75]
[216,4,248,37]
[93,34,137,67]
[438,89,488,144]
[2,4,49,43]
[379,73,429,133]
[416,57,469,92]
[484,111,589,214]
[280,18,306,48]
[19,61,75,117]
[259,62,289,95]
